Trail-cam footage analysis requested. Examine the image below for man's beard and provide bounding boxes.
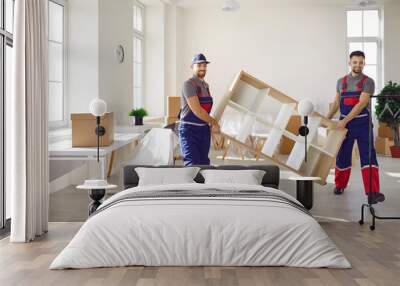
[352,67,363,74]
[197,71,206,78]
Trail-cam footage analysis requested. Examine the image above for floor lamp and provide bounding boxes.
[298,99,314,162]
[89,98,107,162]
[358,94,400,230]
[77,98,117,215]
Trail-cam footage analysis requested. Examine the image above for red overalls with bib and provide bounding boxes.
[178,78,213,166]
[335,74,380,194]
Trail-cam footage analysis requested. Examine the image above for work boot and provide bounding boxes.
[334,187,345,195]
[368,193,385,205]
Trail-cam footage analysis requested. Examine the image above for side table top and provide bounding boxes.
[287,176,321,181]
[280,171,321,181]
[76,184,118,190]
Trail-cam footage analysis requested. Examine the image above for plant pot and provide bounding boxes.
[134,116,143,126]
[390,145,400,158]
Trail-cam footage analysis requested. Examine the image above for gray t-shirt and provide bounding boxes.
[336,72,375,95]
[180,76,211,120]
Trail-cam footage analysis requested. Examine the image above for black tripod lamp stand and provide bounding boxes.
[359,94,400,230]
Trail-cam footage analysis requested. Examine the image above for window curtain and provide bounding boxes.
[10,0,49,242]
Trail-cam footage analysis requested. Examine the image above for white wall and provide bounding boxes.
[50,0,168,190]
[171,0,400,115]
[165,4,184,99]
[174,0,347,115]
[66,0,400,121]
[145,1,166,117]
[384,2,400,83]
[68,0,167,123]
[52,0,113,192]
[49,0,99,191]
[49,0,400,191]
[68,0,99,115]
[99,0,134,125]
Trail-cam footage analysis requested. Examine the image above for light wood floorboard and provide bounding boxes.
[1,222,400,286]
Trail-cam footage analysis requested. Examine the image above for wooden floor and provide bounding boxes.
[1,221,400,286]
[3,150,398,285]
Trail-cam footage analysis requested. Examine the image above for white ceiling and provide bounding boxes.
[175,0,399,8]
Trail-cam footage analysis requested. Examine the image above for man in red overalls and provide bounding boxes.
[327,51,385,205]
[178,54,220,166]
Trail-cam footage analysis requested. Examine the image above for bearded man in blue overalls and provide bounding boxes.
[327,51,385,205]
[178,54,220,166]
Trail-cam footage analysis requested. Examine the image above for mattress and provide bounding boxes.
[50,183,350,269]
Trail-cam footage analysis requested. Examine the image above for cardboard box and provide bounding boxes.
[378,123,393,139]
[167,96,181,117]
[375,136,394,155]
[280,115,301,155]
[166,116,178,126]
[71,112,114,147]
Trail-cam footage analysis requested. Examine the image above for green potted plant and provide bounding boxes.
[129,108,148,126]
[375,81,400,158]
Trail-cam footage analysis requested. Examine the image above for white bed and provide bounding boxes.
[50,183,351,269]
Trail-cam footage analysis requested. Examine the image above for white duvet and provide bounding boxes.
[50,183,351,269]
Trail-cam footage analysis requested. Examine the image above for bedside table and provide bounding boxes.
[77,180,117,215]
[281,172,320,210]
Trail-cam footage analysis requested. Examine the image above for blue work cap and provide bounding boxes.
[192,53,210,65]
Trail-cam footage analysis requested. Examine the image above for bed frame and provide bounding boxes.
[123,165,280,190]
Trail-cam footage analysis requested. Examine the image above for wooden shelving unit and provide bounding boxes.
[214,70,347,185]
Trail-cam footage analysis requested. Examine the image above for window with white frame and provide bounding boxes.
[346,9,383,91]
[48,0,67,127]
[133,1,144,108]
[1,0,15,230]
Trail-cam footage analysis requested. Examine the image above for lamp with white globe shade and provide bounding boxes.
[298,99,314,117]
[89,98,107,117]
[297,99,315,162]
[89,98,107,162]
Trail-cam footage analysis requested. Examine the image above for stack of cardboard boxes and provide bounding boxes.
[375,123,395,156]
[167,96,180,125]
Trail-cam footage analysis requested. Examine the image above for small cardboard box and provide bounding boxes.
[167,96,181,117]
[166,116,178,126]
[71,112,114,147]
[375,136,393,155]
[378,123,391,139]
[378,123,397,139]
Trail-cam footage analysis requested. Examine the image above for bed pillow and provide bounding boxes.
[200,169,266,185]
[135,167,201,186]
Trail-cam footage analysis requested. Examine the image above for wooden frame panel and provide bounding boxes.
[215,70,347,185]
